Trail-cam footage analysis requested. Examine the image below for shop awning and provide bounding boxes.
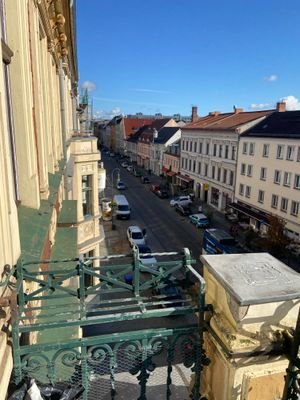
[228,202,269,224]
[162,166,169,172]
[177,173,194,183]
[166,171,177,177]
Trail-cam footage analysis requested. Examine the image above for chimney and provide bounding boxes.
[276,102,286,112]
[233,106,243,114]
[209,111,220,116]
[191,106,198,122]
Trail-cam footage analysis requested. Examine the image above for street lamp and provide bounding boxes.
[111,168,120,230]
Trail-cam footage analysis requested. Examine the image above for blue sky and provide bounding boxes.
[76,0,300,119]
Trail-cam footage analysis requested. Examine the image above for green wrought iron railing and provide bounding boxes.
[9,247,210,399]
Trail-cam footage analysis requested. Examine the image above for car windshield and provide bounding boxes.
[220,238,237,246]
[138,245,152,258]
[118,205,129,211]
[132,232,143,239]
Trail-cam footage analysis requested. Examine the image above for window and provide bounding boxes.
[194,142,197,152]
[223,169,227,183]
[262,144,269,157]
[189,159,192,171]
[249,143,255,155]
[204,164,208,176]
[225,145,229,159]
[213,144,217,156]
[199,142,202,154]
[245,186,251,198]
[198,162,201,174]
[206,142,210,155]
[181,140,184,151]
[286,145,295,161]
[283,172,292,187]
[260,167,267,181]
[291,201,299,216]
[181,158,184,168]
[291,200,300,217]
[232,146,236,160]
[82,175,93,217]
[229,170,234,186]
[189,141,192,152]
[212,165,215,179]
[239,184,244,196]
[294,175,300,189]
[274,170,281,184]
[241,163,246,175]
[193,160,196,172]
[217,168,221,181]
[218,145,223,157]
[271,194,278,209]
[277,145,284,159]
[281,197,288,212]
[258,190,264,203]
[297,146,300,162]
[242,142,248,154]
[247,165,253,177]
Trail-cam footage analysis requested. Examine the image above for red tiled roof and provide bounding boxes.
[123,118,155,137]
[184,110,275,131]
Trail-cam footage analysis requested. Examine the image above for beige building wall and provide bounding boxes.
[236,136,300,240]
[0,1,102,397]
[180,129,237,207]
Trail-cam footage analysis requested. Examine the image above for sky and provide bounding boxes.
[76,0,300,120]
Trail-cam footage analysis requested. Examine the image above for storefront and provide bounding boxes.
[211,186,220,207]
[176,173,194,191]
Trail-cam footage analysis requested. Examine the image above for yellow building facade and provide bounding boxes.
[0,1,100,397]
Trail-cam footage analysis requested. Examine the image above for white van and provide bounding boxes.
[113,194,131,219]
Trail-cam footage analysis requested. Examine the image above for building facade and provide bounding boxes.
[0,1,101,396]
[234,111,300,241]
[180,106,283,211]
[149,127,181,176]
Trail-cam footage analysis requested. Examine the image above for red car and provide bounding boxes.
[150,185,160,194]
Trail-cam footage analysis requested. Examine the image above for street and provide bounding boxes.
[102,153,207,273]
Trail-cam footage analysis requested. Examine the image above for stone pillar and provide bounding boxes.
[200,252,300,400]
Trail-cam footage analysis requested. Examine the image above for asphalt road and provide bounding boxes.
[103,154,204,273]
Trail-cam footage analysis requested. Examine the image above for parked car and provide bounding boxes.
[136,244,157,267]
[189,213,210,228]
[156,189,169,199]
[169,195,192,207]
[141,176,151,184]
[175,204,192,216]
[150,184,160,194]
[116,181,126,190]
[127,226,146,247]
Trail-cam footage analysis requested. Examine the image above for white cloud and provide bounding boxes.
[264,74,278,82]
[81,80,96,92]
[280,95,300,110]
[249,103,272,110]
[93,107,123,119]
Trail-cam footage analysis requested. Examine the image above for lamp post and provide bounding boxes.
[111,168,120,230]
